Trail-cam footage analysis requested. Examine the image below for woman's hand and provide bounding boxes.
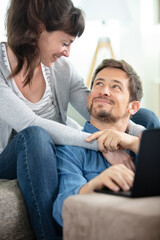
[86,129,140,154]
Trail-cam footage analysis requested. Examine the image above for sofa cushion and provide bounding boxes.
[0,179,35,240]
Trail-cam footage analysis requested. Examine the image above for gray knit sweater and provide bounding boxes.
[0,43,145,153]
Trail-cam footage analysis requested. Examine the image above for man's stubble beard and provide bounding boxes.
[88,103,129,123]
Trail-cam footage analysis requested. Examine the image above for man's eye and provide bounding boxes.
[113,85,121,89]
[95,82,103,86]
[62,42,70,47]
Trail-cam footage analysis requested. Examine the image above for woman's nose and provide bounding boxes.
[62,46,71,57]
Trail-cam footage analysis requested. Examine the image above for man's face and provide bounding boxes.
[88,67,132,123]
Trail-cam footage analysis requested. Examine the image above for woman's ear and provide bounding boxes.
[38,24,46,34]
[128,101,140,116]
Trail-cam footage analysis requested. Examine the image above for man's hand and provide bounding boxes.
[86,129,140,154]
[102,150,135,171]
[79,164,135,194]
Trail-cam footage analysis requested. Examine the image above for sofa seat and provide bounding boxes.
[0,179,35,240]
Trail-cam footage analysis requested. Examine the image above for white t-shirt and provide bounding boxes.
[1,43,56,121]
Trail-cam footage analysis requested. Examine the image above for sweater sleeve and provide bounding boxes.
[128,120,146,136]
[0,74,98,150]
[50,57,91,122]
[67,60,91,121]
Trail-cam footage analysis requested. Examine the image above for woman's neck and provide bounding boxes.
[6,46,18,72]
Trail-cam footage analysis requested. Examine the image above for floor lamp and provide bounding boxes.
[86,37,115,88]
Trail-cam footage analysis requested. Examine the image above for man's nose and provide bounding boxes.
[100,85,111,96]
[62,46,71,57]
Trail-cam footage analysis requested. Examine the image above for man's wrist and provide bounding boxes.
[79,179,97,194]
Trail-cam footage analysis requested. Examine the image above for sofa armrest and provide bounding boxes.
[62,193,160,240]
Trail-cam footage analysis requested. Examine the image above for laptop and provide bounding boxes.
[95,128,160,198]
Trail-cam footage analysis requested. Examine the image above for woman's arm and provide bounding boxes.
[0,76,98,150]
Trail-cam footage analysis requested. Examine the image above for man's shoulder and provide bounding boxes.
[56,144,78,151]
[56,144,87,155]
[56,145,88,168]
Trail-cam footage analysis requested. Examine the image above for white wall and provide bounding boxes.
[0,0,9,41]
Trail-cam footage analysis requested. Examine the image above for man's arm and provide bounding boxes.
[53,145,135,227]
[53,145,87,226]
[79,164,134,194]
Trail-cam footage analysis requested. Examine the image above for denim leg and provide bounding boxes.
[0,126,59,240]
[131,108,160,129]
[0,137,18,179]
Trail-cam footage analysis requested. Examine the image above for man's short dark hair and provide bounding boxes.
[90,59,143,102]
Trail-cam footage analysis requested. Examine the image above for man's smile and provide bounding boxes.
[93,97,114,105]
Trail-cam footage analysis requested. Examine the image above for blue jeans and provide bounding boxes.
[0,126,59,240]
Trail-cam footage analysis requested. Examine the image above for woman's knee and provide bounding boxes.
[20,126,52,142]
[16,126,57,173]
[18,126,55,152]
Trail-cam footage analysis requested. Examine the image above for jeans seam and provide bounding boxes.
[20,132,45,240]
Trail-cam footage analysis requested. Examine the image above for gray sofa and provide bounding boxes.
[1,179,160,240]
[0,179,35,240]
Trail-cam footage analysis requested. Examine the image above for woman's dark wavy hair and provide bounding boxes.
[90,59,143,102]
[6,0,85,85]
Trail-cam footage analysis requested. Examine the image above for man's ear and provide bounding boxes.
[128,101,140,116]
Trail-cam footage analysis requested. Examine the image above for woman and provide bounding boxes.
[0,0,159,239]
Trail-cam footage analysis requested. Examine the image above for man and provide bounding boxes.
[53,59,143,226]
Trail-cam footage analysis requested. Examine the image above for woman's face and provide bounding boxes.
[38,30,75,67]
